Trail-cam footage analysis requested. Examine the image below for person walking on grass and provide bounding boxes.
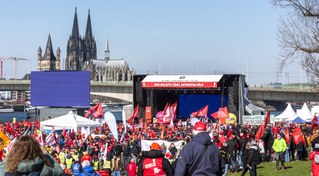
[272,134,287,170]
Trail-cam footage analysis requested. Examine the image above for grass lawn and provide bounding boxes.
[232,160,312,176]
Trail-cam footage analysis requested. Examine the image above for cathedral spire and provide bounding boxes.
[85,9,93,40]
[71,7,80,39]
[104,37,110,61]
[45,34,54,57]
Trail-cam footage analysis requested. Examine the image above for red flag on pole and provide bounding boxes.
[255,111,270,140]
[127,104,139,125]
[93,103,104,118]
[210,107,229,119]
[191,105,209,117]
[292,127,304,145]
[85,103,102,118]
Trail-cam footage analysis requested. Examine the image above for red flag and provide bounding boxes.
[255,111,270,140]
[127,104,139,124]
[85,103,103,118]
[191,105,209,117]
[284,128,290,144]
[36,131,44,146]
[210,107,229,119]
[214,123,219,131]
[93,103,104,118]
[292,127,303,145]
[311,115,318,130]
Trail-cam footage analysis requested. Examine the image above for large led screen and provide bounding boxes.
[178,94,227,118]
[31,71,90,107]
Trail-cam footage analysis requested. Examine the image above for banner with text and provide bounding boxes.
[242,115,275,125]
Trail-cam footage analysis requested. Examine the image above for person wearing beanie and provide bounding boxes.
[309,141,319,176]
[175,121,224,176]
[137,142,174,176]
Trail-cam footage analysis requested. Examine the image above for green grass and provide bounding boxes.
[232,160,311,176]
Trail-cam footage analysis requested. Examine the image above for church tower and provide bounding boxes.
[37,34,60,71]
[65,7,84,70]
[104,38,110,62]
[83,9,97,63]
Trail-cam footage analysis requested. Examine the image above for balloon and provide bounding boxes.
[228,113,237,124]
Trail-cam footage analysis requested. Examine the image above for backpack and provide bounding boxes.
[314,154,319,164]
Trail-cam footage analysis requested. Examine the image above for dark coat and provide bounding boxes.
[175,132,224,176]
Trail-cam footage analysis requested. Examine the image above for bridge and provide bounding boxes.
[0,80,318,103]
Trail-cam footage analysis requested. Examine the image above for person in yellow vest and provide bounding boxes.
[72,151,79,161]
[59,149,66,165]
[92,156,99,171]
[102,158,112,174]
[65,154,75,170]
[272,133,287,170]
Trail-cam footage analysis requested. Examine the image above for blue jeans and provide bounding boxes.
[112,170,121,176]
[285,149,290,162]
[230,157,238,172]
[222,164,229,176]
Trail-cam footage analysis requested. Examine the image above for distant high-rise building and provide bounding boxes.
[65,8,134,82]
[37,34,60,71]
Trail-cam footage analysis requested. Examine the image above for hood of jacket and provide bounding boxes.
[83,166,95,173]
[143,150,164,158]
[16,156,44,174]
[192,132,212,146]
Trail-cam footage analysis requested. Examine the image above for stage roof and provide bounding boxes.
[141,75,223,89]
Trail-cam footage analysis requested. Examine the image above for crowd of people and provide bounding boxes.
[0,116,318,176]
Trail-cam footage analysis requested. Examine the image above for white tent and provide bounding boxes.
[274,103,297,122]
[311,106,319,116]
[40,111,100,131]
[296,103,313,121]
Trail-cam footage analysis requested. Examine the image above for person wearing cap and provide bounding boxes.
[71,158,82,176]
[137,142,174,176]
[79,155,100,176]
[175,121,224,176]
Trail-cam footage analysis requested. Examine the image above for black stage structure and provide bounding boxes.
[133,74,246,124]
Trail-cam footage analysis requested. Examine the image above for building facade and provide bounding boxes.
[65,8,134,82]
[37,34,60,71]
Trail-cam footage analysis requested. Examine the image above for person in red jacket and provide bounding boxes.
[310,133,319,176]
[137,142,174,176]
[126,159,137,176]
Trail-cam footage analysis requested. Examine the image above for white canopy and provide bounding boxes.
[40,111,100,131]
[296,103,313,121]
[311,106,319,116]
[274,103,296,122]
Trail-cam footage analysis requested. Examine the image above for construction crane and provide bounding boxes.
[0,56,29,80]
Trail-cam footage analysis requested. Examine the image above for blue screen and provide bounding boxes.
[178,94,227,118]
[31,71,90,107]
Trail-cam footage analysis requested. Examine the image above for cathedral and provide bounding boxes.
[65,8,134,82]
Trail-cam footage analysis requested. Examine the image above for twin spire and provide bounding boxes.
[71,7,93,40]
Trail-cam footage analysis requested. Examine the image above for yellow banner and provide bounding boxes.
[0,130,11,151]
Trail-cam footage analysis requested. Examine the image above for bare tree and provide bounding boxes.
[271,0,319,87]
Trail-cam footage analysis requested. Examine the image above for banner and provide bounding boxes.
[242,115,275,125]
[141,140,183,151]
[104,111,118,141]
[145,106,152,122]
[0,130,11,151]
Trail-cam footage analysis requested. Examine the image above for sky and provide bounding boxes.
[0,1,307,85]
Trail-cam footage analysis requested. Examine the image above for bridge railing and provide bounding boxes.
[248,85,316,92]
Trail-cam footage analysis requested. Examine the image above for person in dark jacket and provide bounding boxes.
[227,135,238,173]
[247,141,261,176]
[137,142,173,176]
[241,142,251,176]
[175,121,224,176]
[220,142,229,176]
